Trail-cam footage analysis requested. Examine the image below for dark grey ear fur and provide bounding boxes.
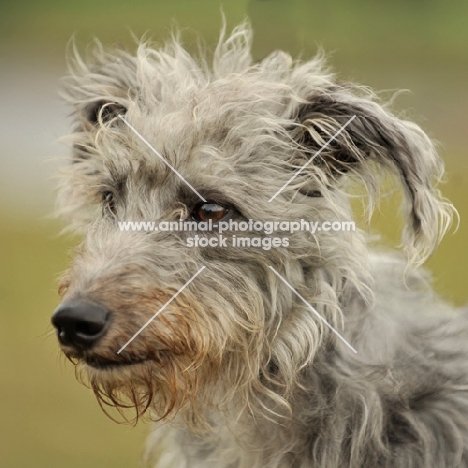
[293,85,455,265]
[84,100,127,127]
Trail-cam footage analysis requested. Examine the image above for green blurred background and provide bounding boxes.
[0,1,467,466]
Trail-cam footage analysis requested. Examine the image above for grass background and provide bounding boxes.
[1,1,467,466]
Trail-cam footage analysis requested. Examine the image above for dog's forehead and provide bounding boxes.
[145,75,291,135]
[111,77,294,181]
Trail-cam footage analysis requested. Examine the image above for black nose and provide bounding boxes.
[51,302,110,350]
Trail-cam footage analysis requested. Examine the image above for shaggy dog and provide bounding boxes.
[51,24,467,467]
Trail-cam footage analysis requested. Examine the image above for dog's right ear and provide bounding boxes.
[61,42,136,160]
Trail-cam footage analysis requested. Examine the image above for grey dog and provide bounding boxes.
[51,23,467,467]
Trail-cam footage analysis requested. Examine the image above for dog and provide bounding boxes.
[51,23,468,467]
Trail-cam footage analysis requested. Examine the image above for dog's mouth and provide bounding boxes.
[84,355,149,370]
[60,349,151,370]
[62,345,167,371]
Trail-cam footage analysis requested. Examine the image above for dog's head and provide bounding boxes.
[52,24,453,429]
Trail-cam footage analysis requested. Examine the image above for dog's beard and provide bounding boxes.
[58,292,221,430]
[57,267,294,433]
[81,353,207,427]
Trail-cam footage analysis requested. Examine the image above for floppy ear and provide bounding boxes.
[60,43,135,161]
[293,85,455,266]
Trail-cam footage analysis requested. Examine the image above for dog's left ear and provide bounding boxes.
[292,87,455,265]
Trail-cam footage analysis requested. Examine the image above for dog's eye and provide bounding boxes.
[192,202,228,223]
[102,191,116,216]
[300,189,322,198]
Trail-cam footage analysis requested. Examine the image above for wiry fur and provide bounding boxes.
[53,24,468,467]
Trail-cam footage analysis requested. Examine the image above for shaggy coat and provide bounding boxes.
[53,24,467,468]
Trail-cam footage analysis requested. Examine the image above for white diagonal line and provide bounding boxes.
[117,266,206,354]
[268,266,357,353]
[118,115,207,202]
[268,115,356,202]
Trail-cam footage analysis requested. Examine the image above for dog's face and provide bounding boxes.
[52,25,452,427]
